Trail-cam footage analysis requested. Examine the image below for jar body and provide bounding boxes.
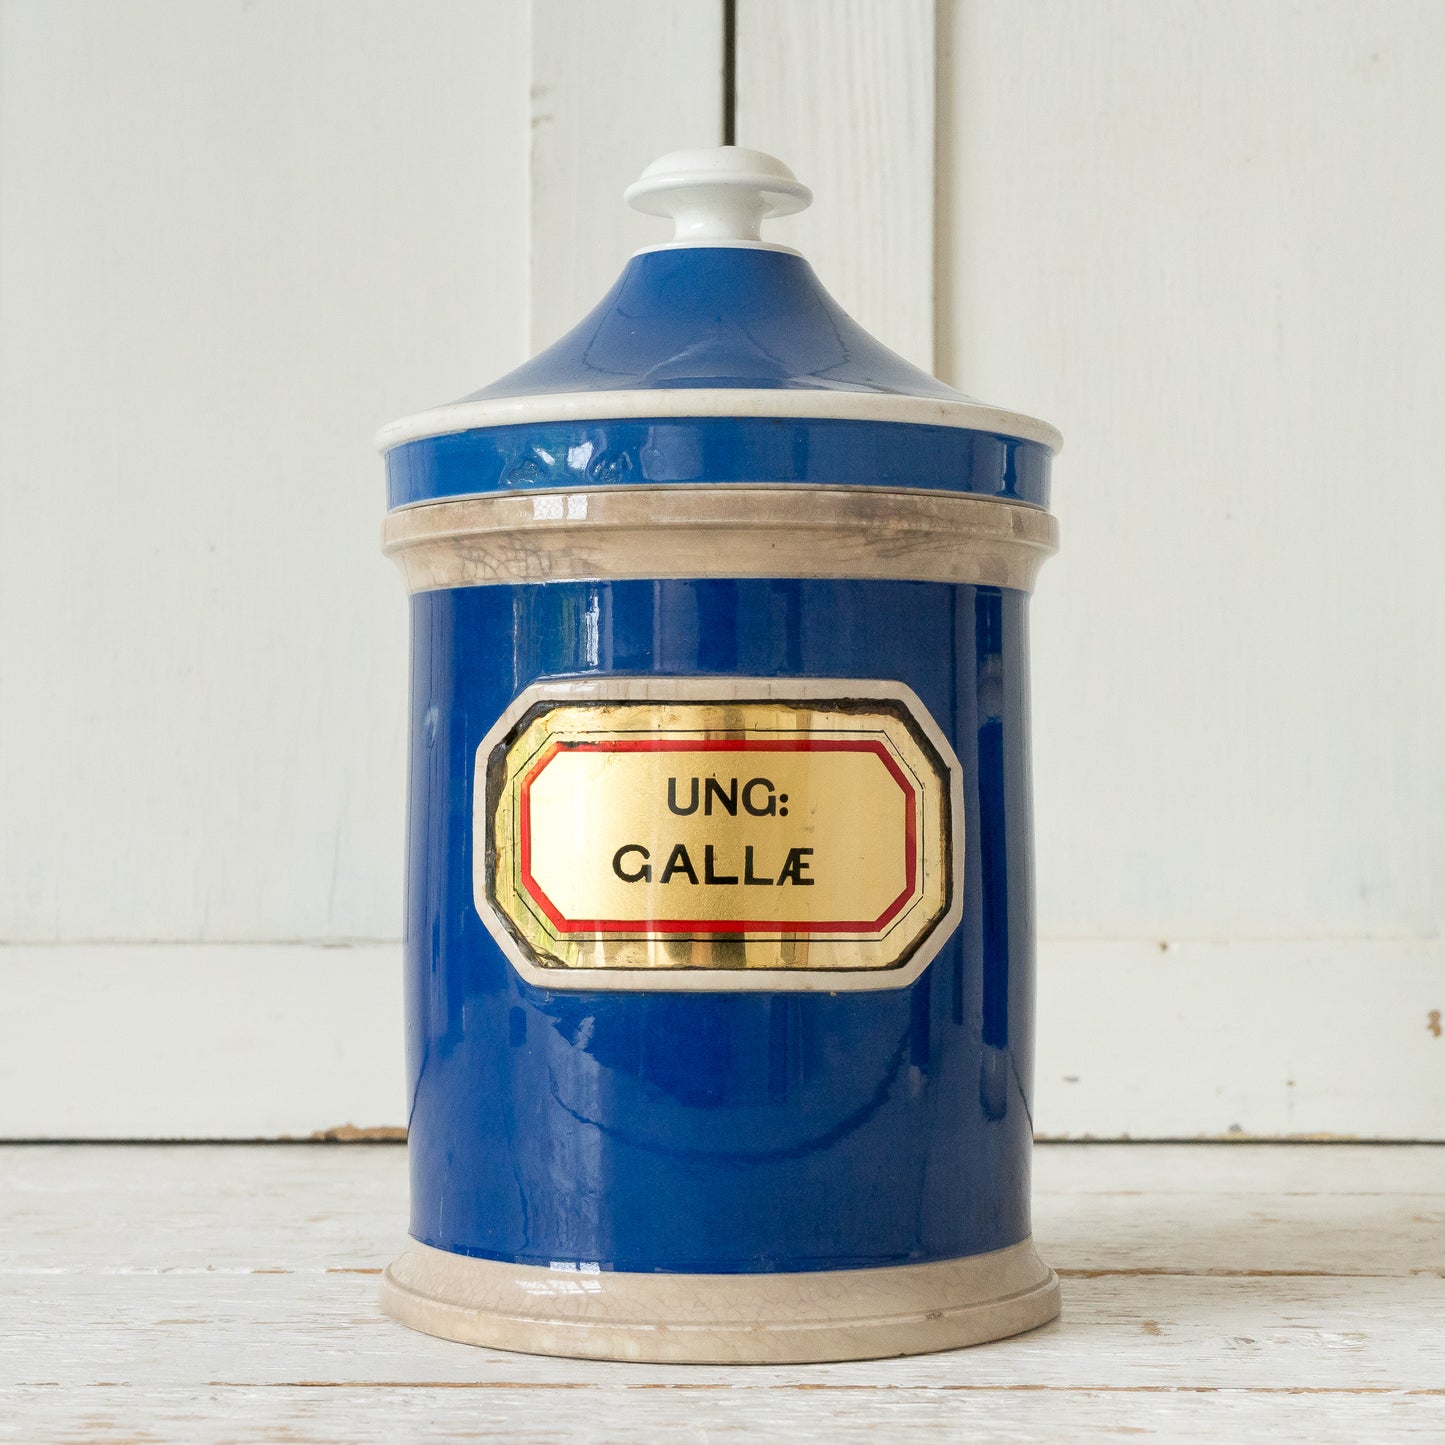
[400,577,1040,1274]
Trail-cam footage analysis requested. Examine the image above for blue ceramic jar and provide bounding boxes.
[379,148,1061,1363]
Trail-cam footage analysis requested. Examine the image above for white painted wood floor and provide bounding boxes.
[2,1144,1441,1442]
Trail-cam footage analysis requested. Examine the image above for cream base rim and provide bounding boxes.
[381,1237,1060,1364]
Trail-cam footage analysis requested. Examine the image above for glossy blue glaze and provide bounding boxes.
[385,417,1051,510]
[470,249,961,401]
[404,579,1037,1273]
[384,247,1053,509]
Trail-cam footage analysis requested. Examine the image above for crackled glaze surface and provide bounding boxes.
[382,486,1057,592]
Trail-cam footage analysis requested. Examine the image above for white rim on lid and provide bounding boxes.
[375,388,1063,454]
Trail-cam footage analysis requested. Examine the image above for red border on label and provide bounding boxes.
[516,739,919,936]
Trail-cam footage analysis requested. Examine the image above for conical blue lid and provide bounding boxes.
[380,148,1058,512]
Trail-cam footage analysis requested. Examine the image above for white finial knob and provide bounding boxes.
[624,146,812,246]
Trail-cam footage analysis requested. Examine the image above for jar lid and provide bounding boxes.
[380,147,1059,513]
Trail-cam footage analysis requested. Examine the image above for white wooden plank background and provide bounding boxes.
[0,0,528,947]
[528,0,724,348]
[735,0,937,370]
[0,0,1441,1140]
[3,1143,1442,1440]
[940,1,1445,938]
[2,938,1441,1139]
[939,0,1445,1138]
[0,945,401,1140]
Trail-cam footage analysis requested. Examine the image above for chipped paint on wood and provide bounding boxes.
[3,1140,1444,1442]
[307,1125,407,1143]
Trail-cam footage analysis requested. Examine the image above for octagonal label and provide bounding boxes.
[476,679,961,991]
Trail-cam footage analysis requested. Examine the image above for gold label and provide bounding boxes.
[476,680,961,992]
